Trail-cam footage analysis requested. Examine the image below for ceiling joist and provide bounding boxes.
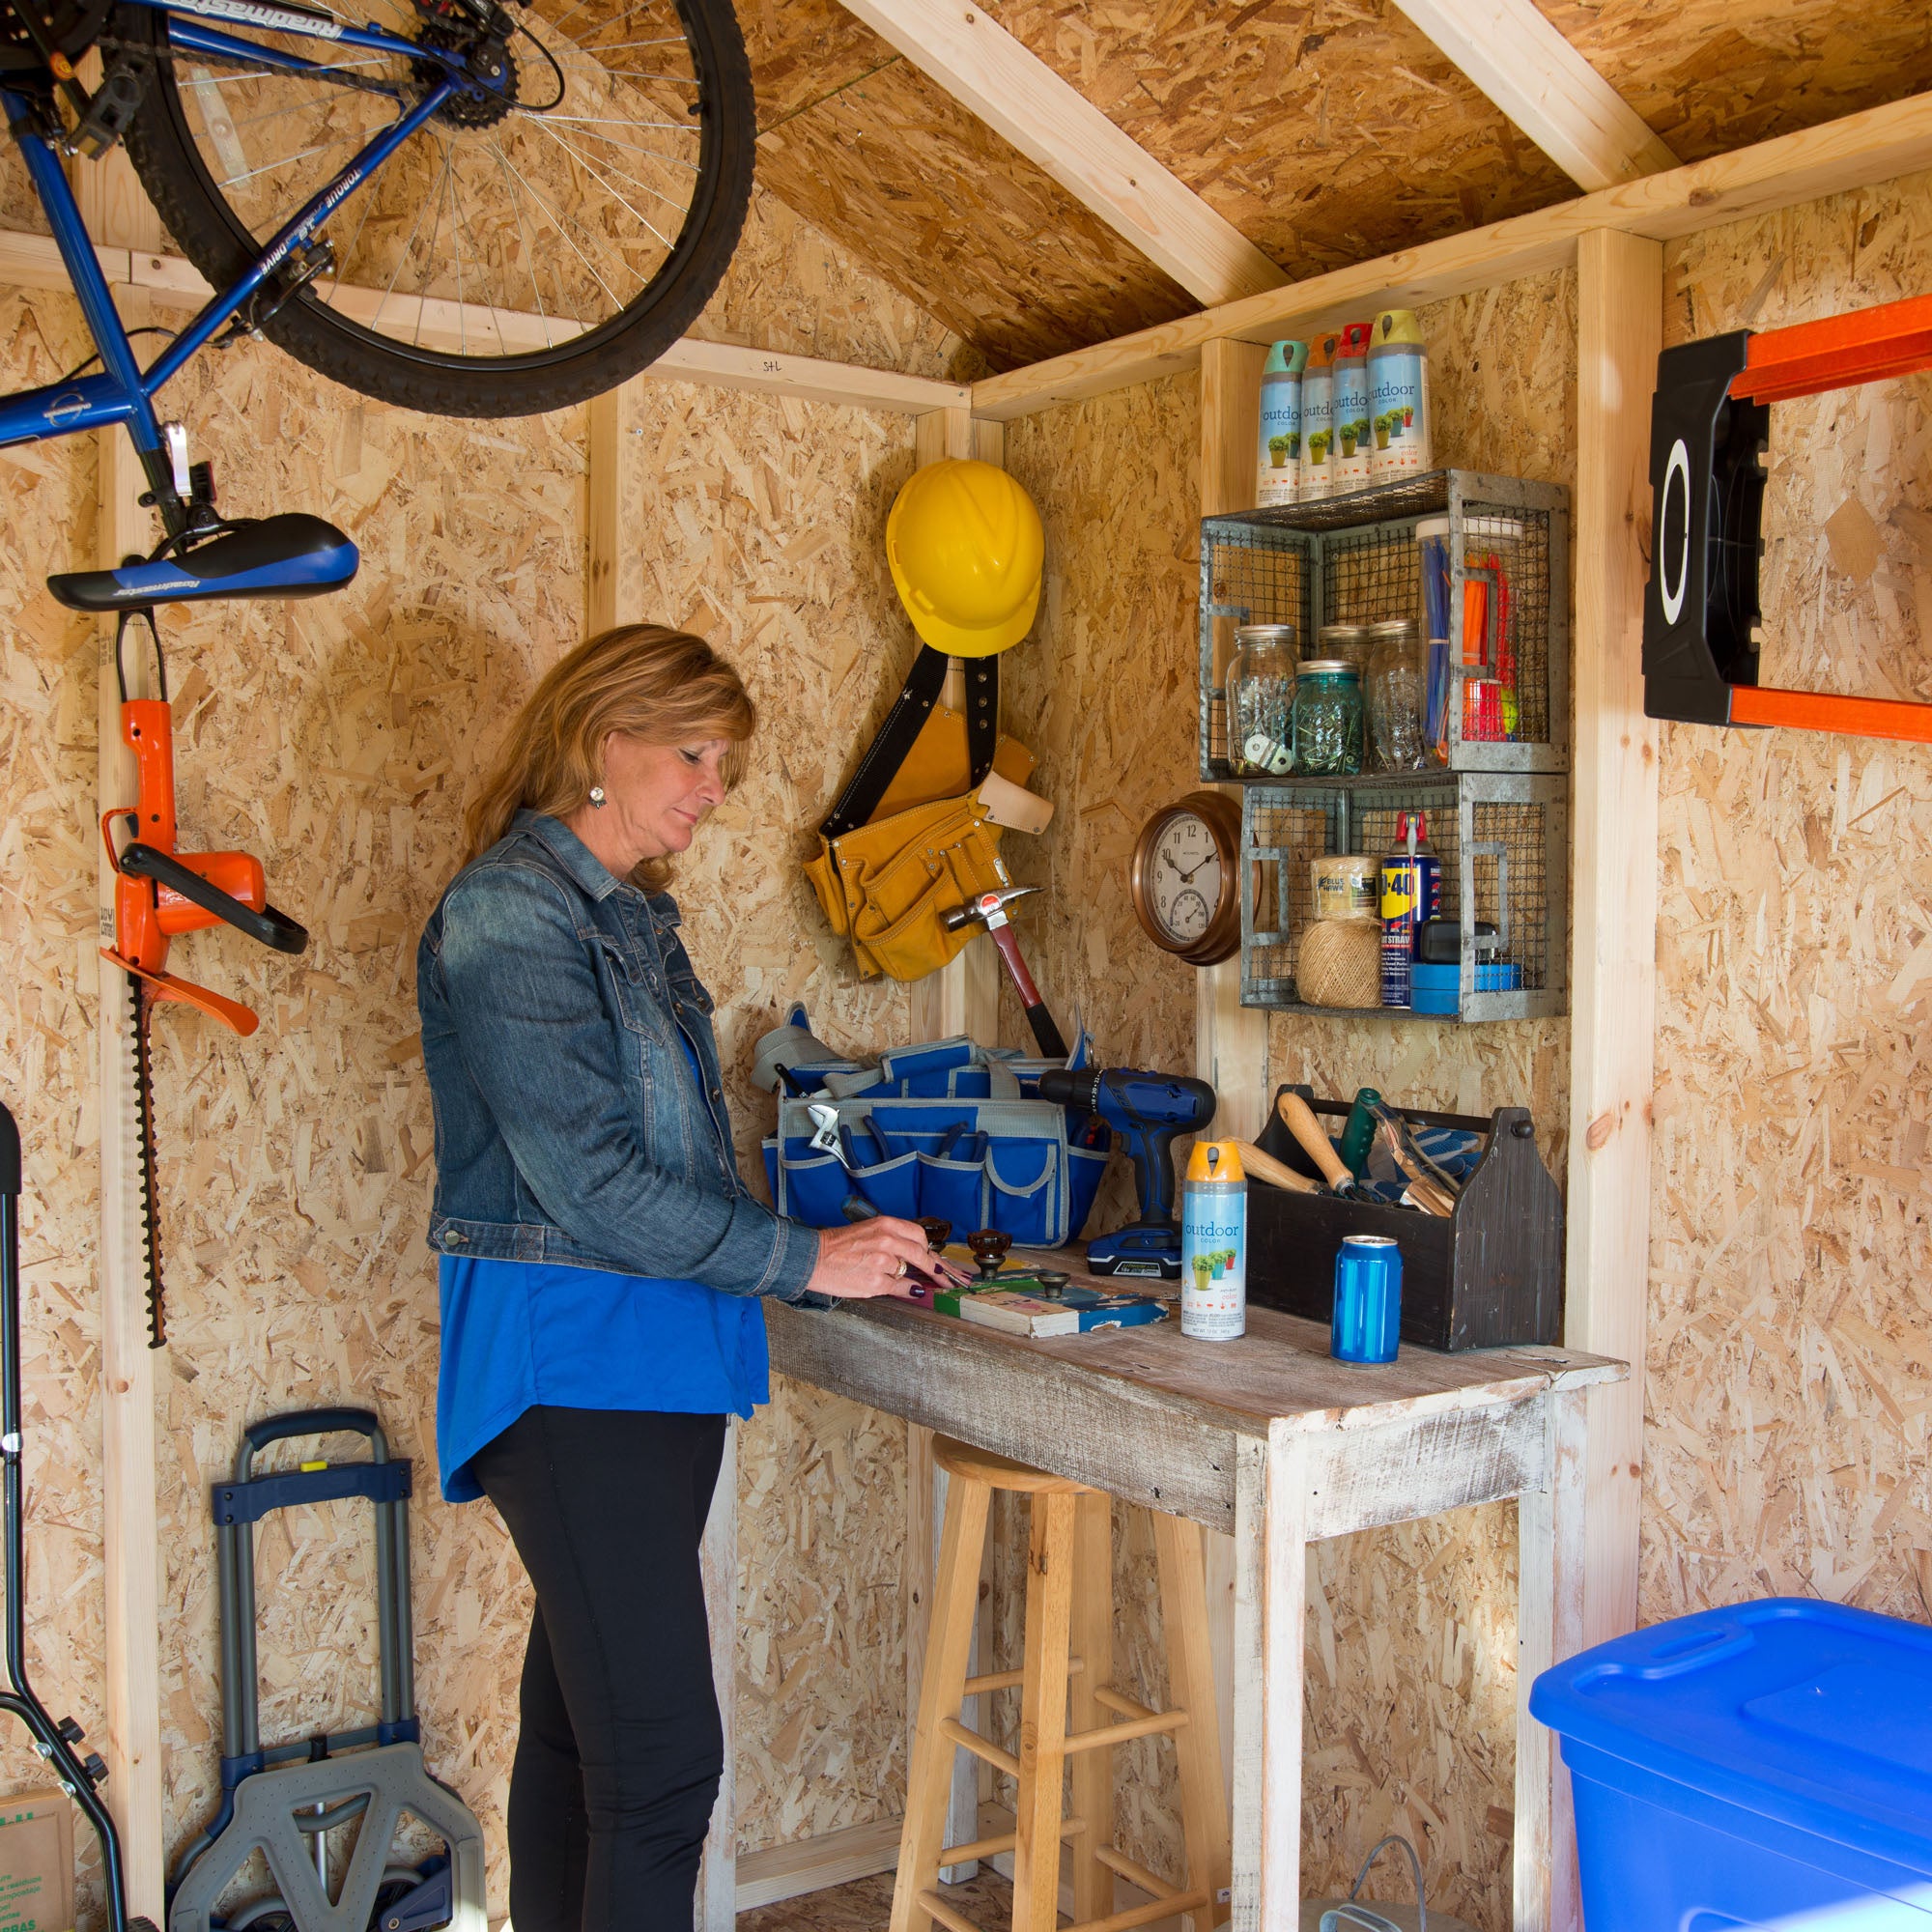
[1391,0,1680,190]
[832,0,1286,307]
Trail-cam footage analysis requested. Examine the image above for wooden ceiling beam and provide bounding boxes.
[0,226,974,414]
[831,0,1286,307]
[1389,0,1678,191]
[970,87,1932,421]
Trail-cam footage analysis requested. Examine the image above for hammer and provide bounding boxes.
[941,885,1068,1059]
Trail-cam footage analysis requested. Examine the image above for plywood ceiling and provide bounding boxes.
[736,0,1932,375]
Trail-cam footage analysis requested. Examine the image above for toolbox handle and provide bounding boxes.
[239,1406,387,1479]
[1293,1089,1492,1134]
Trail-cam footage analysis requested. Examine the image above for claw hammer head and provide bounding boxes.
[941,884,1038,934]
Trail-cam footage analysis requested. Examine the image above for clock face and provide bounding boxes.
[1151,812,1223,942]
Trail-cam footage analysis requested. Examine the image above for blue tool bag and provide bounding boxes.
[762,1036,1111,1247]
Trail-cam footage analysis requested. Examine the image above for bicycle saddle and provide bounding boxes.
[46,513,358,611]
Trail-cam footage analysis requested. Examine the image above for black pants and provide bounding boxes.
[471,1406,727,1932]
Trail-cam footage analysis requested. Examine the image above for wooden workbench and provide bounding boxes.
[724,1259,1623,1931]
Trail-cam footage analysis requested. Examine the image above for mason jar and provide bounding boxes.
[1226,623,1297,777]
[1292,660,1363,776]
[1365,617,1428,771]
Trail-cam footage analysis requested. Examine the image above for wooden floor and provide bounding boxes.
[737,1867,1020,1929]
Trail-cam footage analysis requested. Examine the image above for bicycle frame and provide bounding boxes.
[0,0,485,515]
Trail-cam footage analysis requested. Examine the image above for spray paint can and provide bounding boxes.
[1379,810,1441,1009]
[1180,1140,1247,1341]
[1299,332,1339,501]
[1332,321,1375,492]
[1368,309,1432,480]
[1257,340,1306,508]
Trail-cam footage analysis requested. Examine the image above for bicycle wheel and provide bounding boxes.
[117,0,753,416]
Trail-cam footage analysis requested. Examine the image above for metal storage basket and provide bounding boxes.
[1239,774,1568,1021]
[1200,469,1570,780]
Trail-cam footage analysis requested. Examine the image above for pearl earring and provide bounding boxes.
[588,785,607,808]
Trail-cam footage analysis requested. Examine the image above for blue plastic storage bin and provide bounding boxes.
[1530,1599,1932,1929]
[1408,960,1524,1016]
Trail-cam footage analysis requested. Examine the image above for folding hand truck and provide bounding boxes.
[168,1408,486,1932]
[1644,290,1932,741]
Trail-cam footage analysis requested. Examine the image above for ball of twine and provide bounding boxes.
[1296,918,1383,1009]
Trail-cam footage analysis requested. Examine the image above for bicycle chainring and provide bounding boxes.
[411,21,517,128]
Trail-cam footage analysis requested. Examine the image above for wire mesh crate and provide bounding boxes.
[1200,469,1570,780]
[1239,773,1568,1022]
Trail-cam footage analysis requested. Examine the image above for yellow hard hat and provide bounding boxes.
[887,459,1044,658]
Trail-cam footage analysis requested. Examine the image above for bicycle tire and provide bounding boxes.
[117,0,753,417]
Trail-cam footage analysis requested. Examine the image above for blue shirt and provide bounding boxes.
[435,1037,772,1502]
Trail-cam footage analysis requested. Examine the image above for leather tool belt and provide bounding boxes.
[805,645,1035,982]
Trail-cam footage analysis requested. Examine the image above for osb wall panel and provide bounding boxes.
[604,376,932,1848]
[1643,174,1932,1634]
[992,372,1205,1883]
[694,185,984,384]
[0,195,972,1899]
[989,269,1576,1929]
[0,286,112,1911]
[1273,266,1576,1928]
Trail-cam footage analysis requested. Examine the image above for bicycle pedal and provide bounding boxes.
[70,51,150,161]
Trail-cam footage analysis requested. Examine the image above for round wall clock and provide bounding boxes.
[1129,789,1242,967]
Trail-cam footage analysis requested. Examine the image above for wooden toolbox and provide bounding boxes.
[1248,1084,1563,1350]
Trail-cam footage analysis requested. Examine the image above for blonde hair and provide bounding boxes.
[463,624,754,890]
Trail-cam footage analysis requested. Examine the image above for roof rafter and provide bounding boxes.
[832,0,1286,306]
[1391,0,1679,190]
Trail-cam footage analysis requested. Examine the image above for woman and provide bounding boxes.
[416,624,954,1930]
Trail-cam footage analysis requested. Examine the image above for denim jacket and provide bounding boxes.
[416,810,818,1300]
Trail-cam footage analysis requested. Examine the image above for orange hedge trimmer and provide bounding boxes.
[99,613,306,1347]
[1644,291,1932,740]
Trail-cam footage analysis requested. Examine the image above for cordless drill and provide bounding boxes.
[1037,1066,1217,1278]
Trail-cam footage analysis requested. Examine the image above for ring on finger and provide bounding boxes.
[895,1258,907,1277]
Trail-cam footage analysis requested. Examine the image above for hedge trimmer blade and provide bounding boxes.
[128,973,165,1350]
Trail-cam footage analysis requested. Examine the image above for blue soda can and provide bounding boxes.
[1332,1235,1403,1363]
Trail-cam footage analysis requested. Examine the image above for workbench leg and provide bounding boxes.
[1516,1390,1588,1932]
[696,1416,737,1932]
[1153,1512,1233,1930]
[1229,1434,1305,1932]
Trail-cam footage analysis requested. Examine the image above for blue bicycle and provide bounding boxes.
[0,0,752,609]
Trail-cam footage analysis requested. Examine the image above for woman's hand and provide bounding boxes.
[805,1217,969,1301]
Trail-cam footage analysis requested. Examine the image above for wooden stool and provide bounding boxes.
[891,1436,1232,1932]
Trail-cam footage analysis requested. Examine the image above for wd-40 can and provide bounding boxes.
[1180,1140,1247,1341]
[1379,810,1441,1009]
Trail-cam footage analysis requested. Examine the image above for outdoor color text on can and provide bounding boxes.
[1256,340,1306,508]
[1180,1140,1247,1341]
[1368,308,1431,480]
